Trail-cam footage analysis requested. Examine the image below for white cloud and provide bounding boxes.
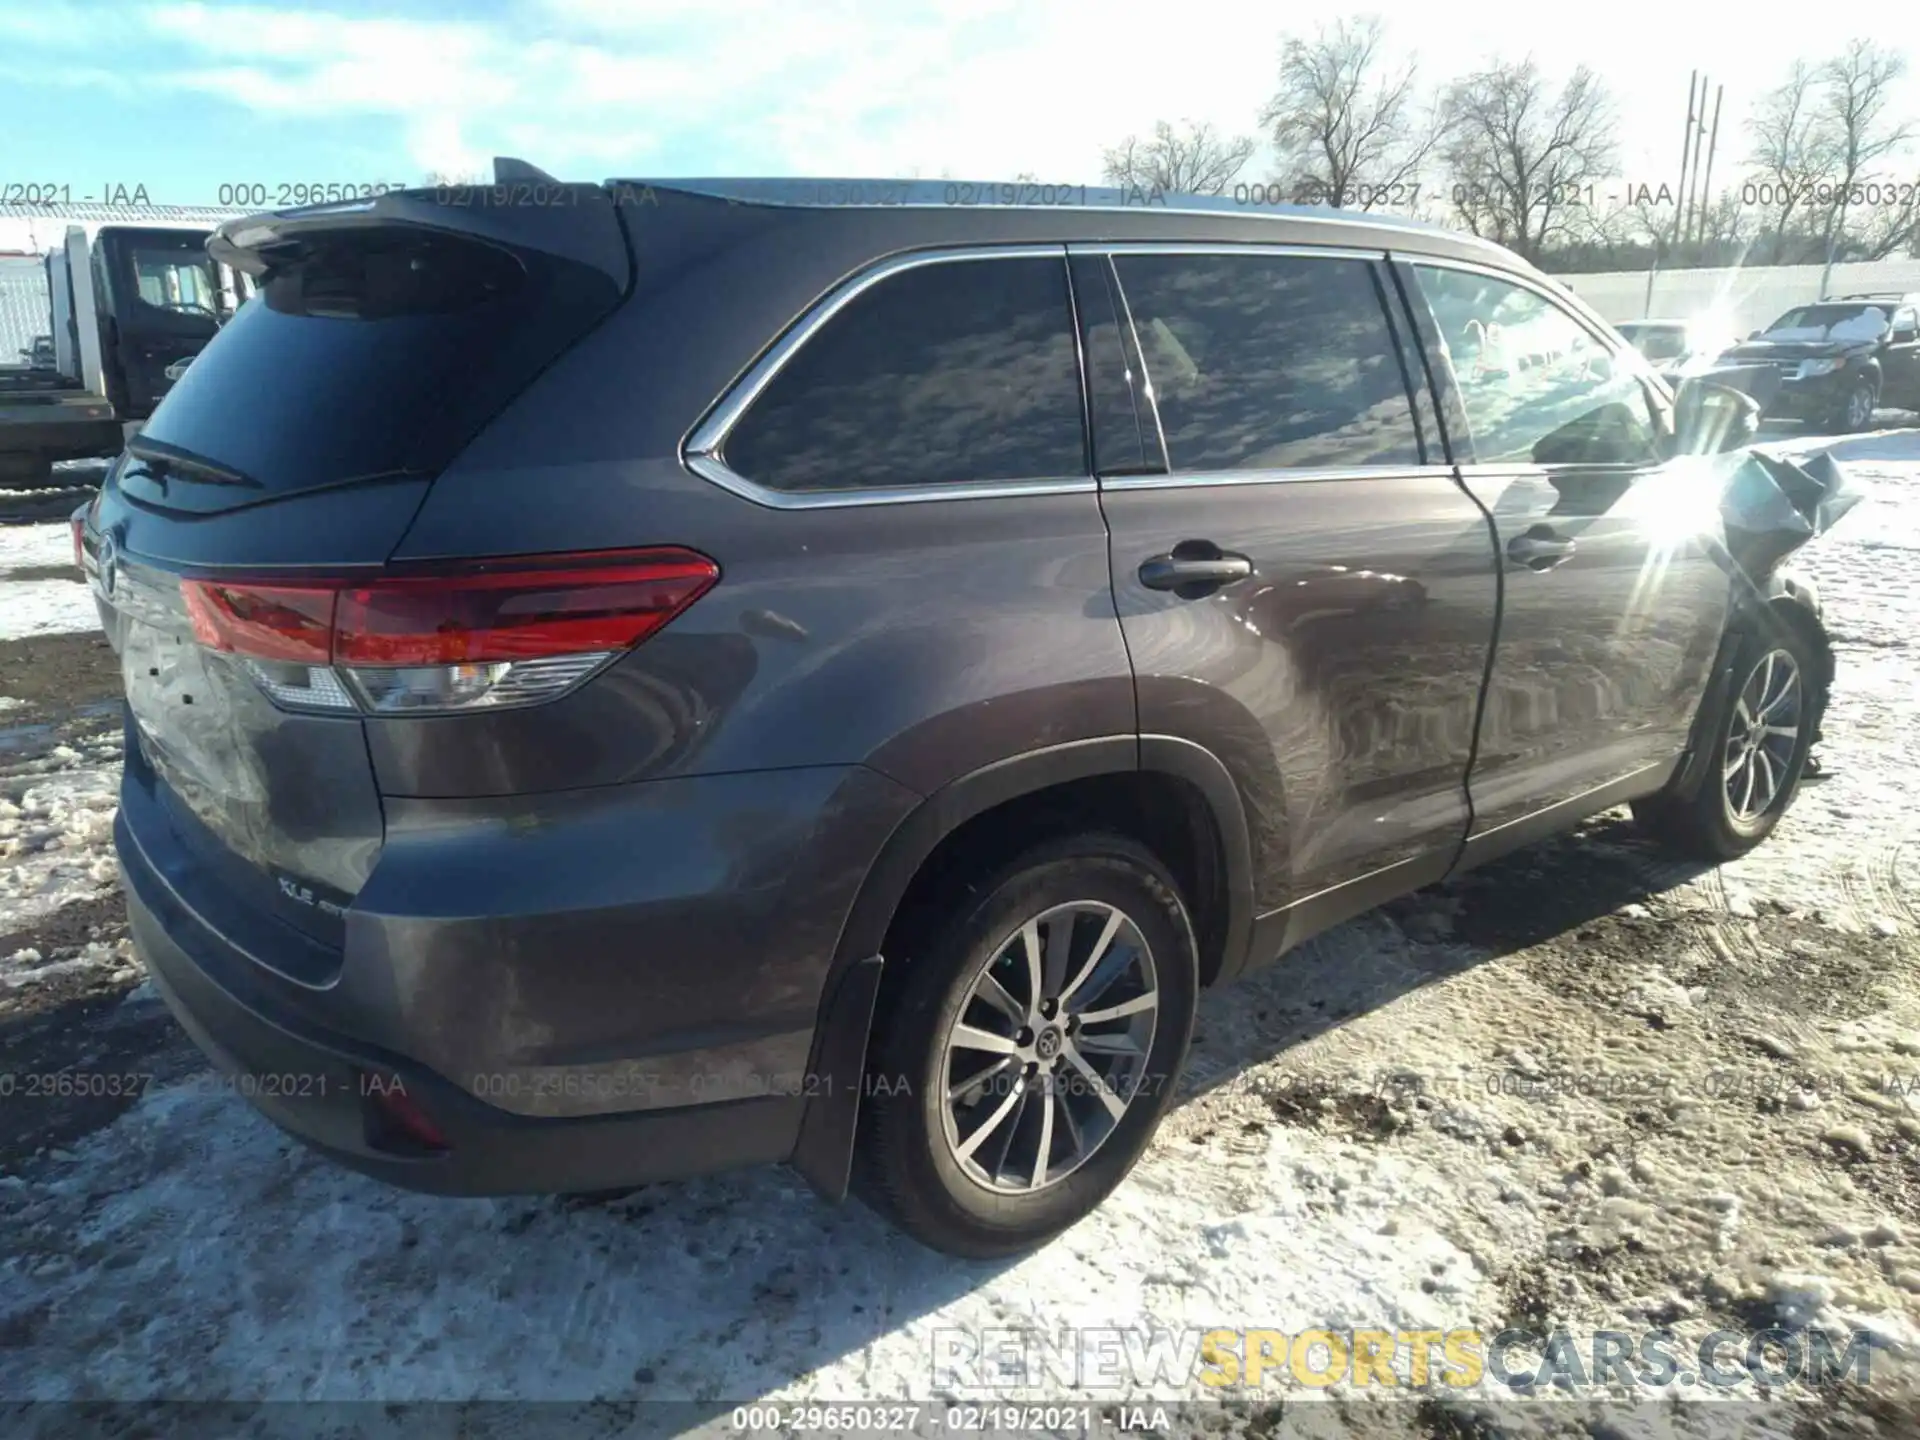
[3,0,1898,192]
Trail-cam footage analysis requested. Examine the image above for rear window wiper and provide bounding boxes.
[125,435,263,489]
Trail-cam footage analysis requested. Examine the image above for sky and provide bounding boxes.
[0,0,1913,210]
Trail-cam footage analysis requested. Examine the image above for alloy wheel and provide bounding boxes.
[1723,647,1803,825]
[1846,385,1873,430]
[938,900,1159,1193]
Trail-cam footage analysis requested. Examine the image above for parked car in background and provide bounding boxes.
[83,164,1836,1258]
[1717,292,1920,432]
[1615,318,1736,386]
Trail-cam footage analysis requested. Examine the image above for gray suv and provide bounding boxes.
[79,164,1832,1257]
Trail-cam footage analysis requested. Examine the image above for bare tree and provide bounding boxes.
[1746,61,1832,262]
[1437,59,1619,263]
[1746,45,1919,264]
[1815,40,1918,262]
[1101,119,1255,196]
[1260,15,1432,210]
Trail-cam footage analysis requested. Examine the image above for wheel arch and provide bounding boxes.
[789,735,1254,1200]
[1670,571,1831,802]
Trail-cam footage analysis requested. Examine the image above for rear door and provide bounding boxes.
[91,227,223,420]
[1087,244,1500,946]
[1403,260,1729,856]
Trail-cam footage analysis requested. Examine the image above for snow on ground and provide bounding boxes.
[0,579,101,640]
[2,433,1919,1433]
[0,522,73,573]
[0,520,93,641]
[0,748,123,935]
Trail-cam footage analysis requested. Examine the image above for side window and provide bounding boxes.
[1108,252,1421,472]
[721,256,1084,494]
[1413,265,1661,467]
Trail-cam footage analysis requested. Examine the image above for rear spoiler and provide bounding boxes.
[206,156,631,290]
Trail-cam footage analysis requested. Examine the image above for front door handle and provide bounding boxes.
[1139,544,1253,595]
[1506,526,1576,571]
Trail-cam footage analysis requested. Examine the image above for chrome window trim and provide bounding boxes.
[1069,240,1389,261]
[682,244,1094,511]
[684,452,1094,509]
[1102,464,1456,492]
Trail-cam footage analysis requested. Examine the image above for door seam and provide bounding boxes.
[1386,258,1500,877]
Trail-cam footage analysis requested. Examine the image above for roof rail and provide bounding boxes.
[600,174,1463,239]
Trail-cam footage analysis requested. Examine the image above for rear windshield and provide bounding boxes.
[1620,325,1687,361]
[127,227,621,500]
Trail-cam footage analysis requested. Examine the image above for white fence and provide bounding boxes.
[1567,260,1920,336]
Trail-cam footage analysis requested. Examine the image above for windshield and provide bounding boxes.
[1618,324,1688,362]
[130,247,222,316]
[1761,304,1889,341]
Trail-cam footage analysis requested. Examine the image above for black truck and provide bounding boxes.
[1,223,248,487]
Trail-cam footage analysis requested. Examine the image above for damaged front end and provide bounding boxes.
[1669,441,1868,796]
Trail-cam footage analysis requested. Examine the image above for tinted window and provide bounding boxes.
[723,257,1084,493]
[1414,265,1661,467]
[132,229,621,501]
[1109,253,1421,472]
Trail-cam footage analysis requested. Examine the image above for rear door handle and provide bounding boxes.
[1506,527,1576,571]
[1139,545,1253,594]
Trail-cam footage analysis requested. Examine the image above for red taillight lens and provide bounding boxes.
[175,548,718,715]
[333,552,719,665]
[183,581,337,663]
[71,515,85,572]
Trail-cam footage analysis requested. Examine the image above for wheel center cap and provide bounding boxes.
[1035,1026,1063,1061]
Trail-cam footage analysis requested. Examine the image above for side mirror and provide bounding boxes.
[1674,379,1763,455]
[1746,329,1761,341]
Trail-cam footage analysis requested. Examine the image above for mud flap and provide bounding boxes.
[790,953,884,1202]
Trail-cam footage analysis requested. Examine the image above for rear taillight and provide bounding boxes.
[70,513,85,572]
[179,548,717,716]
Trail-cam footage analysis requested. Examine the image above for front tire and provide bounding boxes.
[855,834,1198,1258]
[1634,622,1822,862]
[1831,378,1876,434]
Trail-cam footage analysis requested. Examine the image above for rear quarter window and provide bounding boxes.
[719,255,1086,494]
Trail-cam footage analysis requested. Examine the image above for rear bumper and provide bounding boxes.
[127,873,802,1195]
[114,756,920,1196]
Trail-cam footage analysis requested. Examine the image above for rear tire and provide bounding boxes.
[1633,621,1823,862]
[854,833,1198,1258]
